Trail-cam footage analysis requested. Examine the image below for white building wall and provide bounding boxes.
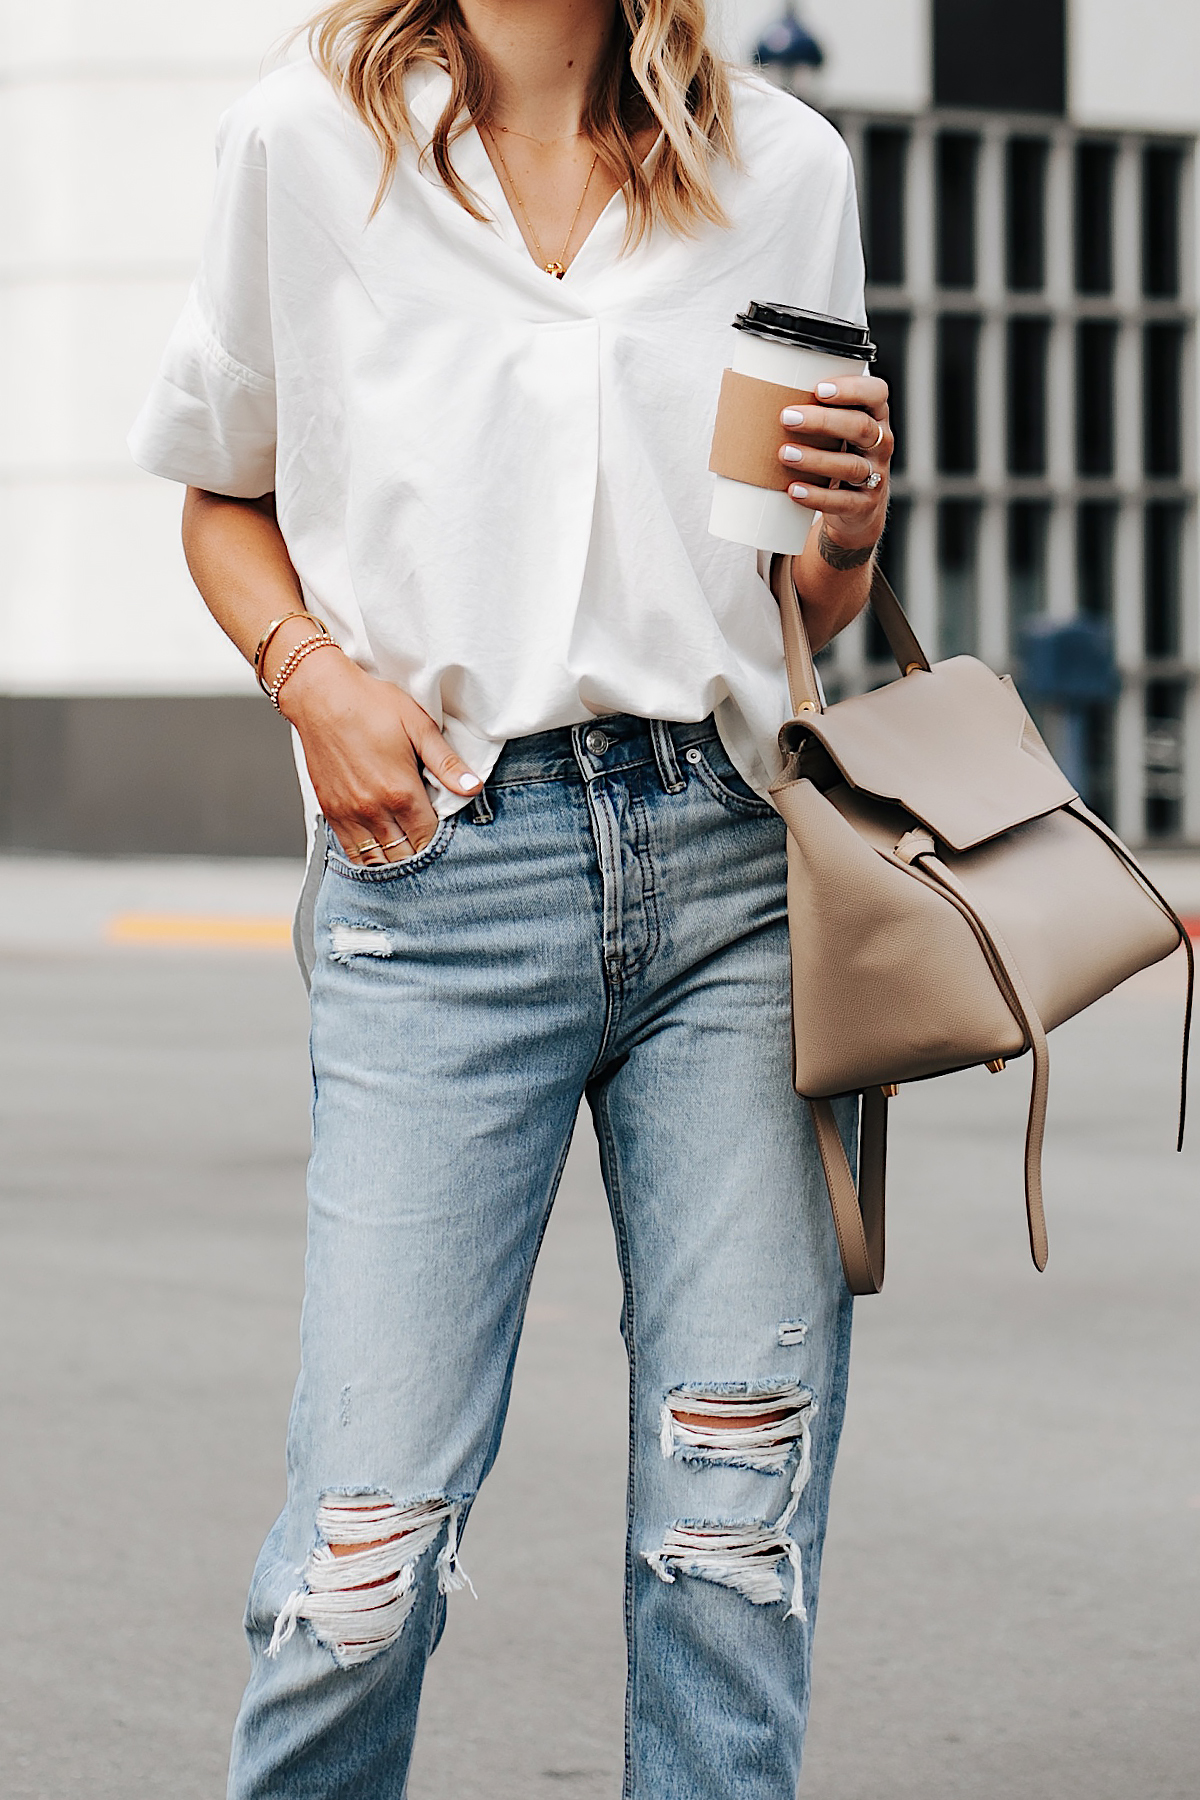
[1071,0,1200,132]
[0,0,299,695]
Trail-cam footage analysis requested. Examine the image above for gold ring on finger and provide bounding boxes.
[378,836,410,852]
[870,420,886,451]
[353,839,380,855]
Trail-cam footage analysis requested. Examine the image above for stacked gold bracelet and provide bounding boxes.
[252,611,339,711]
[267,634,340,711]
[253,611,330,691]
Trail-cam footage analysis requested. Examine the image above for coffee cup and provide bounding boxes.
[708,302,877,554]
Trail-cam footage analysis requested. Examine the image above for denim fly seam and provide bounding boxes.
[571,722,663,992]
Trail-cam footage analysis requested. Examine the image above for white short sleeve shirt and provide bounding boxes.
[130,59,867,812]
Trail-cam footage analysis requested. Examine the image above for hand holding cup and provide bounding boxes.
[708,304,882,555]
[779,374,893,558]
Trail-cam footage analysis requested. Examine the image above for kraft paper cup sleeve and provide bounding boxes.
[708,369,816,492]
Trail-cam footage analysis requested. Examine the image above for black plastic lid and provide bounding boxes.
[733,302,876,362]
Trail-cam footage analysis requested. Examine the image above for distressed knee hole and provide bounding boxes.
[267,1492,475,1668]
[646,1522,810,1619]
[650,1382,818,1620]
[660,1382,815,1474]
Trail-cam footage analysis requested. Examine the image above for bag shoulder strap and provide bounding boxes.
[809,1090,888,1294]
[770,551,930,720]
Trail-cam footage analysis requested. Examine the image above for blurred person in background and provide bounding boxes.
[130,1,892,1794]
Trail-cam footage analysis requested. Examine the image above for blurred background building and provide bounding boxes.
[1,0,1197,853]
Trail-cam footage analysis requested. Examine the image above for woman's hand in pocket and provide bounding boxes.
[279,651,482,864]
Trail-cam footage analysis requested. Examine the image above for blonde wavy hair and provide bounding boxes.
[305,0,737,243]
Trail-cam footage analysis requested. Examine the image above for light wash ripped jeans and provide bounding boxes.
[228,713,854,1800]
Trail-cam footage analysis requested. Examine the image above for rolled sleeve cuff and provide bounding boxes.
[128,295,277,498]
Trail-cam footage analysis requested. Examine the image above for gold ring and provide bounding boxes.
[870,420,886,451]
[353,839,380,855]
[378,836,410,852]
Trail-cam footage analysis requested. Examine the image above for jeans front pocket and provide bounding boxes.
[685,741,777,819]
[323,813,460,884]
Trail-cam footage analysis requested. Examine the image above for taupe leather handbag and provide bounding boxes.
[768,553,1194,1294]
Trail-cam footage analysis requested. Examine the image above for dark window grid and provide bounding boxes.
[1084,704,1116,823]
[1077,503,1118,620]
[1144,678,1186,837]
[849,126,1194,662]
[1143,146,1185,299]
[937,133,980,289]
[868,501,911,663]
[1143,323,1187,478]
[1144,502,1186,659]
[933,0,1066,116]
[1008,502,1050,655]
[869,312,909,475]
[1007,318,1051,475]
[864,128,908,287]
[937,314,981,475]
[1075,142,1118,295]
[1006,138,1049,292]
[1075,320,1118,477]
[938,501,981,659]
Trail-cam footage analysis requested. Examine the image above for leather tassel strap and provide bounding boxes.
[911,851,1052,1271]
[809,854,1054,1293]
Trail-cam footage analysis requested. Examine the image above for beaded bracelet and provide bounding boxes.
[267,634,341,711]
[253,611,330,693]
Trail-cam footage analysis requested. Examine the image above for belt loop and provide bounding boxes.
[650,719,686,795]
[469,787,494,824]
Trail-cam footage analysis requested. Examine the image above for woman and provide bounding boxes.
[131,2,892,1794]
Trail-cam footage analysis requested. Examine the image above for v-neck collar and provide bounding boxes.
[405,64,659,291]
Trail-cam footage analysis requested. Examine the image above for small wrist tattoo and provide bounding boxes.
[817,524,876,572]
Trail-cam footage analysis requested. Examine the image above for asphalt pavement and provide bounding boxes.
[0,853,1197,1800]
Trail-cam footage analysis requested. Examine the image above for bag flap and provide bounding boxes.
[782,656,1077,853]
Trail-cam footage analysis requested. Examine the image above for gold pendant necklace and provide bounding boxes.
[484,125,601,279]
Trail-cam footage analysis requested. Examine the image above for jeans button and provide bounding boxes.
[585,728,611,756]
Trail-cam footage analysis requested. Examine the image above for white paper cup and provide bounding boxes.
[708,304,876,555]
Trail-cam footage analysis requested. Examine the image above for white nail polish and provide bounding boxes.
[789,484,809,500]
[457,772,483,793]
[781,445,804,464]
[816,382,838,399]
[780,407,805,427]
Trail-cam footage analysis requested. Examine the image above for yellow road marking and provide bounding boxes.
[106,913,293,948]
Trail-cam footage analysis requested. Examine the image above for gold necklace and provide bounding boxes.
[494,122,585,148]
[484,125,601,279]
